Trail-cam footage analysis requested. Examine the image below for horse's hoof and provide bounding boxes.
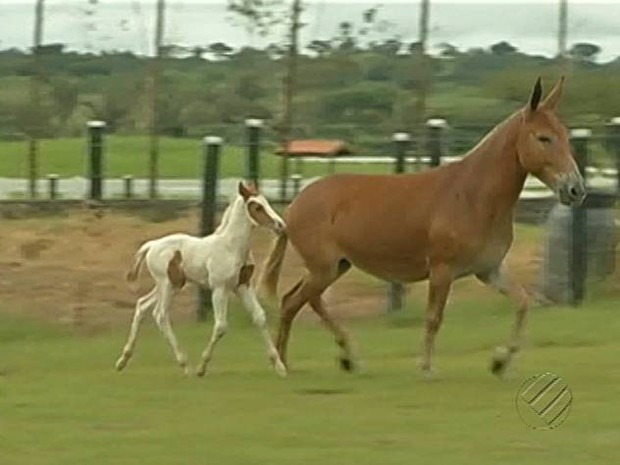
[490,358,506,376]
[490,347,510,377]
[420,367,435,380]
[339,357,355,372]
[195,367,207,378]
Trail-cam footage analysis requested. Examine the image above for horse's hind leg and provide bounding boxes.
[152,283,188,374]
[277,260,350,370]
[116,287,157,371]
[477,264,530,377]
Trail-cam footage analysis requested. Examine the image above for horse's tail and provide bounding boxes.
[259,233,289,299]
[126,242,151,282]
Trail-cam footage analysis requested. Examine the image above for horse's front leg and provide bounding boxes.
[420,263,453,376]
[236,284,287,377]
[477,263,530,377]
[196,286,230,377]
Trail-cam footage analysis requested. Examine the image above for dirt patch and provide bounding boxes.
[0,207,553,332]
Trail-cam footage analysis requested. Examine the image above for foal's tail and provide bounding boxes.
[126,242,151,282]
[258,233,289,299]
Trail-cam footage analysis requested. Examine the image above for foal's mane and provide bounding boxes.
[213,195,241,234]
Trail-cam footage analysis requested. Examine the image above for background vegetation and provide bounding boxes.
[0,12,618,149]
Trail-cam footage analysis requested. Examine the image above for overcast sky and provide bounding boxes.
[1,1,618,61]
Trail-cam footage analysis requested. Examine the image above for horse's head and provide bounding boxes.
[516,76,586,206]
[238,181,286,234]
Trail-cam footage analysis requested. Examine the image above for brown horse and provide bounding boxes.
[260,77,585,376]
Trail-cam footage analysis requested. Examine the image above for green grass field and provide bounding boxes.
[0,136,393,179]
[2,294,619,465]
[1,134,614,181]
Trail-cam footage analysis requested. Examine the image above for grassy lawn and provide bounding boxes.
[2,134,614,181]
[0,136,392,179]
[1,294,619,465]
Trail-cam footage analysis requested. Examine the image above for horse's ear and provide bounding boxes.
[238,181,251,200]
[528,77,543,113]
[541,75,565,112]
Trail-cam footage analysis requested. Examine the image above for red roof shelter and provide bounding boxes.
[276,139,352,158]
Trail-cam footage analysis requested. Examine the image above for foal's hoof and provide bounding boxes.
[339,357,356,372]
[490,347,511,377]
[195,365,207,377]
[115,357,128,371]
[274,361,288,378]
[178,356,189,376]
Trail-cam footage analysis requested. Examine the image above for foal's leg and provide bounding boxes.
[152,283,188,374]
[308,295,356,372]
[420,264,453,375]
[236,284,287,377]
[116,288,157,371]
[196,286,230,377]
[477,264,530,377]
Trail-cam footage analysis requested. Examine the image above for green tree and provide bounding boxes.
[490,41,517,55]
[207,42,234,60]
[568,42,601,62]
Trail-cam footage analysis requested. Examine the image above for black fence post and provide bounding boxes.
[245,118,262,188]
[608,117,620,196]
[197,136,223,321]
[569,128,590,306]
[427,118,447,168]
[47,174,59,200]
[123,175,134,199]
[87,120,106,200]
[387,132,410,313]
[291,173,302,197]
[393,132,409,174]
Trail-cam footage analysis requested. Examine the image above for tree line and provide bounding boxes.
[0,29,617,144]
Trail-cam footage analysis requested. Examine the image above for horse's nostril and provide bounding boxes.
[569,186,579,198]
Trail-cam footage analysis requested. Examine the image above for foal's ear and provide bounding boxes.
[527,77,543,113]
[246,180,258,195]
[541,75,565,112]
[238,181,252,201]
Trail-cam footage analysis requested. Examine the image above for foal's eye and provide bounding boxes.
[537,135,552,144]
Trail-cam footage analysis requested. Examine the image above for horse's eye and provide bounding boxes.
[537,135,552,144]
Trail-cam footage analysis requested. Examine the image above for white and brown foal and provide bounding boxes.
[116,182,287,377]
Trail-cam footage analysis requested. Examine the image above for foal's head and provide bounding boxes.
[238,182,286,234]
[516,76,586,206]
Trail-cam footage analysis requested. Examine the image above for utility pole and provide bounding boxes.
[557,0,569,74]
[558,0,568,58]
[28,0,45,198]
[279,0,302,201]
[414,0,430,149]
[148,0,165,199]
